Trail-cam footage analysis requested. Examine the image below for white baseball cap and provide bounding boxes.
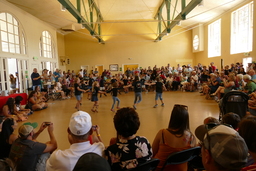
[69,111,92,136]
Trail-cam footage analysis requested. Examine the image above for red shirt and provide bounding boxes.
[242,163,256,171]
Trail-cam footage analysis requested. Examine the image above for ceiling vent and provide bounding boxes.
[61,24,75,32]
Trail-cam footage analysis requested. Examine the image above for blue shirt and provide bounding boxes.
[53,72,60,82]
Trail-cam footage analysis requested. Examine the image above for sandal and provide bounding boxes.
[91,109,95,112]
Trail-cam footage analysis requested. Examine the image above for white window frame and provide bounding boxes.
[231,1,253,54]
[208,19,221,58]
[0,12,26,54]
[39,31,55,58]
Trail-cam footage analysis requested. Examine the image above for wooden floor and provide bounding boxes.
[15,90,219,150]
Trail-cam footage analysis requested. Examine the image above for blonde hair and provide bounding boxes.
[92,81,98,92]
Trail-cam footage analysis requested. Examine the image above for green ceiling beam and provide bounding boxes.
[58,0,105,44]
[155,0,202,41]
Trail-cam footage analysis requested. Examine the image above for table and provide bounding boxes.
[0,93,27,109]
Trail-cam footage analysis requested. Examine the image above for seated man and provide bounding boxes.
[46,111,105,171]
[195,124,248,171]
[9,122,57,171]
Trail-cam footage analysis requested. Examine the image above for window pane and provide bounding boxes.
[9,43,15,53]
[13,18,18,26]
[0,13,6,21]
[14,26,18,35]
[0,20,7,31]
[15,45,20,53]
[6,13,12,23]
[2,42,8,52]
[1,31,8,41]
[8,23,13,33]
[15,35,19,44]
[8,34,14,43]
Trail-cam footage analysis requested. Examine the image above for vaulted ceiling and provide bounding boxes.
[6,0,246,42]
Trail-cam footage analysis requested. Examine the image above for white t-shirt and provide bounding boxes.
[46,141,104,171]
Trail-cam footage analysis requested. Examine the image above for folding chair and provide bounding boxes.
[160,146,204,171]
[125,158,160,171]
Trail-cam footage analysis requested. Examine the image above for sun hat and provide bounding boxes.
[69,111,92,136]
[195,124,248,170]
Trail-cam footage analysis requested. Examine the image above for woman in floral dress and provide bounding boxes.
[105,107,152,171]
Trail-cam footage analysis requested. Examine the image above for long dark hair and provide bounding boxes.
[0,118,15,145]
[5,98,15,114]
[28,91,36,100]
[168,104,190,137]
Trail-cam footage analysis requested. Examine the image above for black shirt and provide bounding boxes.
[133,81,142,92]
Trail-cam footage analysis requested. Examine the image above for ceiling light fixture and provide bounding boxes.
[61,5,66,12]
[198,0,204,7]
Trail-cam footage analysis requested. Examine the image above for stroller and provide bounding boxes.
[219,91,249,121]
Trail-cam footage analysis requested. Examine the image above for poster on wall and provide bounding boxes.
[109,64,118,71]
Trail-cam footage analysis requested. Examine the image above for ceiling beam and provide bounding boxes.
[155,0,202,41]
[58,0,105,44]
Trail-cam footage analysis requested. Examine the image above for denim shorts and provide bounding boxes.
[75,95,81,101]
[155,92,163,100]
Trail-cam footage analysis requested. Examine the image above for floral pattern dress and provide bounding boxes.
[105,136,153,171]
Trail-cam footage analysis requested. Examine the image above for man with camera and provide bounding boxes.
[46,111,104,171]
[9,122,57,171]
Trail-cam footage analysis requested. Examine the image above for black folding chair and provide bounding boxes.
[125,158,160,171]
[160,146,204,171]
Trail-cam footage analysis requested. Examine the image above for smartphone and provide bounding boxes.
[44,122,51,126]
[92,125,97,130]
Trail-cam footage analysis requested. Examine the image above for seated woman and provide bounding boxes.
[1,98,27,121]
[35,85,47,102]
[171,72,180,91]
[152,104,196,171]
[235,74,245,91]
[27,91,48,111]
[14,96,32,116]
[201,73,220,96]
[105,107,152,171]
[0,118,18,159]
[211,74,236,101]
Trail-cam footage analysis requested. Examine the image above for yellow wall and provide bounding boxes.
[57,33,67,71]
[194,0,256,68]
[62,21,194,74]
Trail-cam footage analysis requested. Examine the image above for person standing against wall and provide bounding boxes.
[31,68,41,91]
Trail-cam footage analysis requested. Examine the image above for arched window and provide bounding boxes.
[39,31,55,58]
[0,12,26,54]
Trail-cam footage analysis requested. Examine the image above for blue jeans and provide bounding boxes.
[134,92,142,104]
[155,92,163,100]
[75,95,81,101]
[112,96,120,109]
[33,85,41,91]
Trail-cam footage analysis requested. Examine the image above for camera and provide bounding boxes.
[44,122,51,126]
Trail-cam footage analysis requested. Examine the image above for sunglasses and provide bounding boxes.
[174,104,188,110]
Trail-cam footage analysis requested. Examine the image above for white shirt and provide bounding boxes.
[46,141,105,171]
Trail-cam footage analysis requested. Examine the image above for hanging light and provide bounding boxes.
[61,5,66,11]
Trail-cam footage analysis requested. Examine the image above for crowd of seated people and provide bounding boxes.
[1,61,256,170]
[0,105,255,171]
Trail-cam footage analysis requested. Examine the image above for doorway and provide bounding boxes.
[123,64,139,73]
[95,65,103,75]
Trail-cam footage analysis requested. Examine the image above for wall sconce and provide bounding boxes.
[60,59,66,66]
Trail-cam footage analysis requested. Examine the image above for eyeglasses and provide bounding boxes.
[174,104,188,110]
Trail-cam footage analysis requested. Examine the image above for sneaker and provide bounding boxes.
[133,105,137,110]
[116,107,120,109]
[111,109,115,112]
[153,104,158,108]
[161,103,164,107]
